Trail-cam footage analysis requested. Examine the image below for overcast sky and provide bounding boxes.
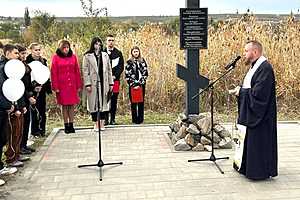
[0,0,299,17]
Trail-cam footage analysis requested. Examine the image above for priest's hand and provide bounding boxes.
[228,86,241,96]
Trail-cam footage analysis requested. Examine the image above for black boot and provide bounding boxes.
[69,122,75,133]
[64,123,70,134]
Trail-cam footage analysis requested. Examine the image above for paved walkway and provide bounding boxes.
[1,122,300,200]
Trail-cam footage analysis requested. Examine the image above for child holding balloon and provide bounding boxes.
[4,44,29,168]
[26,43,52,139]
[0,44,19,186]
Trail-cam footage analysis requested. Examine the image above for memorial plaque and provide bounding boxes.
[180,8,208,49]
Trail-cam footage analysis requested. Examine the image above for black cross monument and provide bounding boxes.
[176,0,209,115]
[177,0,230,173]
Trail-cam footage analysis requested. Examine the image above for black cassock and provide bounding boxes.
[236,60,278,180]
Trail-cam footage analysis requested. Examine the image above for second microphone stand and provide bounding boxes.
[78,76,122,181]
[188,65,237,174]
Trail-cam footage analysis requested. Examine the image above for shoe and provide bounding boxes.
[100,127,105,131]
[7,161,24,167]
[20,148,32,155]
[19,155,30,162]
[64,123,70,134]
[0,179,5,186]
[25,146,36,152]
[27,140,34,146]
[40,132,46,137]
[30,135,40,139]
[109,120,117,125]
[0,167,17,176]
[69,123,75,133]
[93,124,99,132]
[31,132,41,138]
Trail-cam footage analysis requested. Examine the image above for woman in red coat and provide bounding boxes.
[51,40,82,133]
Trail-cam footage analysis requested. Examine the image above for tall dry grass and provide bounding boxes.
[43,15,300,116]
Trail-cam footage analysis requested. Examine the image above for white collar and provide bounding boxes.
[242,56,267,88]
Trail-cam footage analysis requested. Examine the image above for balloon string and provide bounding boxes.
[30,92,42,132]
[7,113,16,161]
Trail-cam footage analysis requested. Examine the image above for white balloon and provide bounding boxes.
[2,78,25,102]
[34,65,50,84]
[28,61,41,73]
[29,61,50,84]
[4,59,25,79]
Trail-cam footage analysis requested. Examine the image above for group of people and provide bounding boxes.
[52,35,149,132]
[0,42,51,186]
[0,37,277,186]
[0,35,149,185]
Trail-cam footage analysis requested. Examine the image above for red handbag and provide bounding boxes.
[112,80,120,93]
[131,86,143,103]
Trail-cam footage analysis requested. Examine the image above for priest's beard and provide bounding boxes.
[244,57,252,65]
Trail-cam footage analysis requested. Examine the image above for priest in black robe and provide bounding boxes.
[229,40,278,180]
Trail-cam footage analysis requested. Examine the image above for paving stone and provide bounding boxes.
[0,123,299,200]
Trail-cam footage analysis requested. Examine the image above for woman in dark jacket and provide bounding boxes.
[26,43,52,137]
[125,46,148,124]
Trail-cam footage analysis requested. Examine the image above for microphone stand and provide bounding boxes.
[78,72,122,181]
[188,65,237,174]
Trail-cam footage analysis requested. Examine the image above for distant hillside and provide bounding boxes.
[1,14,299,24]
[31,14,300,23]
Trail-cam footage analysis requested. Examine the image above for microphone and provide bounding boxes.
[225,56,241,70]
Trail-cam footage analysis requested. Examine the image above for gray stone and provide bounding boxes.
[213,124,224,133]
[192,134,201,143]
[173,121,181,133]
[197,114,211,135]
[200,136,211,145]
[218,129,231,138]
[206,131,222,144]
[219,138,233,149]
[178,113,188,121]
[185,134,197,147]
[171,132,180,144]
[174,139,192,151]
[176,125,188,139]
[192,143,205,151]
[204,145,212,152]
[213,143,220,149]
[186,124,200,134]
[168,123,175,132]
[188,114,205,124]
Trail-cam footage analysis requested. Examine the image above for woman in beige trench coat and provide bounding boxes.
[82,37,113,130]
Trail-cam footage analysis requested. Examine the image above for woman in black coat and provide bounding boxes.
[125,46,148,124]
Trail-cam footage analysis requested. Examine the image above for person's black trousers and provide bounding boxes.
[130,102,144,124]
[31,95,47,136]
[109,92,119,122]
[129,85,145,124]
[0,110,8,170]
[21,105,30,148]
[91,111,109,122]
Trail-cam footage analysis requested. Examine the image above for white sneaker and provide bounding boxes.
[0,167,18,176]
[100,127,105,131]
[93,125,99,132]
[0,179,5,186]
[7,160,24,167]
[27,140,34,146]
[19,155,30,162]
